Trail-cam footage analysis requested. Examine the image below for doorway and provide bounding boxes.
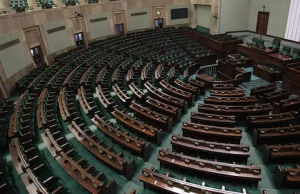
[74,32,84,47]
[154,18,163,29]
[115,24,125,36]
[30,46,43,66]
[256,11,269,35]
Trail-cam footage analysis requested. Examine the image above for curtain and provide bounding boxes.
[285,0,300,41]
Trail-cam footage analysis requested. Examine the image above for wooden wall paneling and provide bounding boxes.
[256,11,269,35]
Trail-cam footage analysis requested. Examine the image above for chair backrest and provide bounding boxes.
[265,61,279,71]
[282,46,291,56]
[258,40,265,48]
[272,39,281,50]
[292,48,300,59]
[252,38,259,46]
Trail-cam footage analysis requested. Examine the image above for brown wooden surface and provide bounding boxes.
[145,96,181,122]
[238,44,292,67]
[253,65,278,83]
[130,101,173,131]
[253,125,300,145]
[139,167,247,194]
[144,81,187,112]
[171,134,250,160]
[263,144,300,163]
[182,121,241,144]
[246,112,296,131]
[190,112,236,128]
[256,12,269,35]
[112,107,162,144]
[204,96,258,106]
[198,103,273,119]
[160,80,195,106]
[157,149,261,183]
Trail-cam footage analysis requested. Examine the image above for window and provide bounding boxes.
[285,0,300,41]
[74,32,84,46]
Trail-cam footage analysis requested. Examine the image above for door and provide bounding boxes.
[30,46,43,66]
[256,11,269,35]
[115,24,124,36]
[154,19,163,29]
[74,32,84,46]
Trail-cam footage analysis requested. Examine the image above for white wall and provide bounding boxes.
[0,31,30,79]
[219,0,251,33]
[196,5,211,29]
[88,12,113,40]
[128,8,151,31]
[43,20,74,54]
[248,0,291,37]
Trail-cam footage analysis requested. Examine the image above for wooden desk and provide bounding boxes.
[171,134,250,161]
[253,65,279,83]
[139,167,248,194]
[197,73,213,88]
[228,54,253,67]
[158,149,261,184]
[263,144,300,164]
[238,44,292,67]
[183,29,243,58]
[282,64,300,96]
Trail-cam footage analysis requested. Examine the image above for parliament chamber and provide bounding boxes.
[1,0,300,194]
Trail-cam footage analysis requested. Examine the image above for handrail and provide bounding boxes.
[235,73,243,80]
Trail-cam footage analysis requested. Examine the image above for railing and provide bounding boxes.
[198,64,218,76]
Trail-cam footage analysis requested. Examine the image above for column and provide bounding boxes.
[27,0,38,10]
[0,0,10,9]
[53,0,65,7]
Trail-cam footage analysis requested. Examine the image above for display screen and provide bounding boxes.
[171,8,188,20]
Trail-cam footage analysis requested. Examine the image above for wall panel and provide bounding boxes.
[128,8,150,31]
[196,5,211,29]
[0,30,30,79]
[43,20,74,54]
[88,12,113,40]
[248,0,291,37]
[219,0,250,33]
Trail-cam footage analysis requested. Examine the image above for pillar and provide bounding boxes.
[0,0,10,9]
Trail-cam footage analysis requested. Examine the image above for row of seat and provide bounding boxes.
[16,64,47,93]
[157,148,262,184]
[0,99,14,152]
[139,166,249,194]
[8,27,297,193]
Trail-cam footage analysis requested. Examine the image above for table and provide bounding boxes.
[228,54,253,67]
[238,44,292,68]
[253,65,279,83]
[183,29,243,58]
